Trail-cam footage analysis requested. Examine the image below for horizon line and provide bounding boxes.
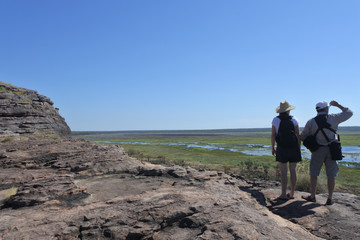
[71,126,360,133]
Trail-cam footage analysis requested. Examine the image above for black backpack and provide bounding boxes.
[275,116,298,148]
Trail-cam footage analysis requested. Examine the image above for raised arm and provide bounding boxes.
[329,100,345,110]
[329,100,353,124]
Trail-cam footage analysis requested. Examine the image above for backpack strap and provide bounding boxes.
[319,127,331,142]
[314,115,338,143]
[313,127,321,138]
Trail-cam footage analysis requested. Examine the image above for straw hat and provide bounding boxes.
[275,101,296,113]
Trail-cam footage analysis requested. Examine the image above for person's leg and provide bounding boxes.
[288,162,297,198]
[303,147,325,202]
[279,162,288,198]
[310,176,317,199]
[327,177,335,199]
[324,148,338,204]
[302,175,317,202]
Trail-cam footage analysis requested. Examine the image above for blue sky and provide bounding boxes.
[1,0,359,131]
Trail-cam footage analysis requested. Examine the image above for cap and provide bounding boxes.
[316,101,329,109]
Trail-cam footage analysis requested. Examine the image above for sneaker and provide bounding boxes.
[301,195,316,202]
[325,198,333,205]
[286,193,294,199]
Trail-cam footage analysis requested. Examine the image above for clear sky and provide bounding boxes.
[1,0,359,131]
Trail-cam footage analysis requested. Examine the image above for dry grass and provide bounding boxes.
[5,187,18,199]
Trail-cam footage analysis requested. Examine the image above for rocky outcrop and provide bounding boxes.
[0,83,359,239]
[0,82,71,139]
[1,138,359,239]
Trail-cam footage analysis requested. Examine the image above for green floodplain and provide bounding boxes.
[72,127,360,194]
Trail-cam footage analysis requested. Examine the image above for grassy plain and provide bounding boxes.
[73,127,360,194]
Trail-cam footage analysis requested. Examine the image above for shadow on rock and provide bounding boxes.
[239,186,267,206]
[268,200,321,220]
[239,183,321,221]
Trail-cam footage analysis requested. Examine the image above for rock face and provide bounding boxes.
[0,82,71,139]
[1,138,359,240]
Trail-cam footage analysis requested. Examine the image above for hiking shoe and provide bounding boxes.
[302,195,316,202]
[325,198,334,205]
[286,193,294,199]
[275,196,289,201]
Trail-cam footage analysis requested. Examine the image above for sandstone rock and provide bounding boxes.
[2,138,356,239]
[0,82,71,138]
[247,185,360,240]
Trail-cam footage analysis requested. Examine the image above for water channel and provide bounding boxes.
[97,141,360,167]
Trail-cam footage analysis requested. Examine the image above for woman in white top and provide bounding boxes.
[271,101,302,200]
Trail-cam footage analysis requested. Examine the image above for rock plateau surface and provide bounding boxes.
[0,138,359,239]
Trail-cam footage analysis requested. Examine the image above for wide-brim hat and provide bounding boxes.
[275,100,296,113]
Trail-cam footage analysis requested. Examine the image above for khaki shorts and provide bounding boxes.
[310,146,339,177]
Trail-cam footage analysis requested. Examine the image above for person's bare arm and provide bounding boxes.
[295,125,301,148]
[271,126,276,156]
[330,100,345,110]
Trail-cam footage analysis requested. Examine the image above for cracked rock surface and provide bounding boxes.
[0,139,308,239]
[0,138,359,239]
